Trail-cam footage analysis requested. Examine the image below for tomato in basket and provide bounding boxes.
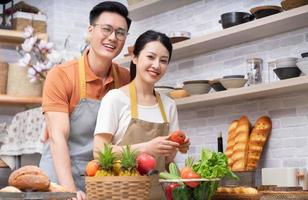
[165,183,180,200]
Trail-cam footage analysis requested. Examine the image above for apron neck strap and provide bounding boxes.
[78,55,121,99]
[78,55,86,99]
[129,80,168,123]
[111,64,120,89]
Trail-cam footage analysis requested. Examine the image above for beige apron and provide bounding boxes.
[40,54,120,191]
[119,81,169,200]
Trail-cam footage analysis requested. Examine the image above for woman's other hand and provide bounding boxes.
[178,137,190,153]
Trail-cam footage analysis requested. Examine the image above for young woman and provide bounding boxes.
[94,30,190,200]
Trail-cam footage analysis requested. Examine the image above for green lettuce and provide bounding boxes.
[192,149,238,180]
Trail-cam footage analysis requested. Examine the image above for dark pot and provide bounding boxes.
[301,52,308,58]
[219,12,254,29]
[273,67,301,80]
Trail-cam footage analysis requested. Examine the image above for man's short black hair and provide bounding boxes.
[90,1,132,31]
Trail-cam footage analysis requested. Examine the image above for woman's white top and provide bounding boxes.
[94,89,179,145]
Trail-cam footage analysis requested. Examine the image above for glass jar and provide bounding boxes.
[246,58,263,85]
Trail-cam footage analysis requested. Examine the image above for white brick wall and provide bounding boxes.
[1,0,308,174]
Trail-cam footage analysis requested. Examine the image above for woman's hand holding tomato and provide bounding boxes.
[145,136,179,157]
[169,130,190,154]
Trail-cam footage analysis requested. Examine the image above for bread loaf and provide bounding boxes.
[246,116,272,171]
[0,186,21,192]
[232,116,251,171]
[48,182,68,192]
[225,120,239,168]
[217,186,258,194]
[8,165,50,191]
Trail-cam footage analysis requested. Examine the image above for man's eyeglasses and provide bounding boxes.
[93,24,128,41]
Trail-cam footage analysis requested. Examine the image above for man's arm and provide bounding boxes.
[45,111,77,192]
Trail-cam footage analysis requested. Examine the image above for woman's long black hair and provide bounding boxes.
[130,30,173,81]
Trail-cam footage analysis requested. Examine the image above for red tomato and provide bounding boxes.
[169,130,186,145]
[136,153,157,175]
[165,183,180,200]
[180,167,193,178]
[183,171,200,188]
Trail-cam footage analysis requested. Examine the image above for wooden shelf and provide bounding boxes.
[175,76,308,110]
[128,0,200,21]
[0,95,42,106]
[116,5,308,67]
[0,29,48,45]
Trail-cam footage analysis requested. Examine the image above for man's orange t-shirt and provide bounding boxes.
[42,52,130,114]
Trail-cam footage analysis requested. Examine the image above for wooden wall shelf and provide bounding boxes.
[116,5,308,67]
[128,0,200,21]
[175,76,308,110]
[0,29,48,46]
[0,95,42,106]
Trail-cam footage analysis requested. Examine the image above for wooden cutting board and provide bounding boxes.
[0,192,76,199]
[213,193,261,200]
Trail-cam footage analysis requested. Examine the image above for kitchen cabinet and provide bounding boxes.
[175,76,308,110]
[128,0,200,21]
[116,5,308,67]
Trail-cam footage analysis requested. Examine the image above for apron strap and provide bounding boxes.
[155,91,168,123]
[129,80,167,123]
[129,80,138,119]
[78,55,86,99]
[78,55,121,100]
[112,64,120,89]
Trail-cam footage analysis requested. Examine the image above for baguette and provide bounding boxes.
[225,120,239,168]
[232,116,251,171]
[246,116,272,171]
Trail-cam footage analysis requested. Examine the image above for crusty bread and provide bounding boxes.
[0,186,21,192]
[8,165,50,191]
[217,186,258,194]
[232,116,251,171]
[225,120,239,168]
[246,116,272,171]
[48,182,68,192]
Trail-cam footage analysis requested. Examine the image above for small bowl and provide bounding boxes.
[250,6,283,19]
[296,61,308,75]
[167,31,191,44]
[273,67,301,79]
[275,57,298,68]
[281,0,308,10]
[155,86,174,97]
[209,79,226,91]
[169,88,190,99]
[301,52,308,58]
[223,75,245,79]
[220,78,248,89]
[183,80,211,95]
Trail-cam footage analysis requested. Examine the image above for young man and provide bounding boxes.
[39,2,131,199]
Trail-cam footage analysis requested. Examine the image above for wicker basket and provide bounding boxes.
[12,11,47,33]
[6,63,43,97]
[0,61,8,94]
[85,176,151,200]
